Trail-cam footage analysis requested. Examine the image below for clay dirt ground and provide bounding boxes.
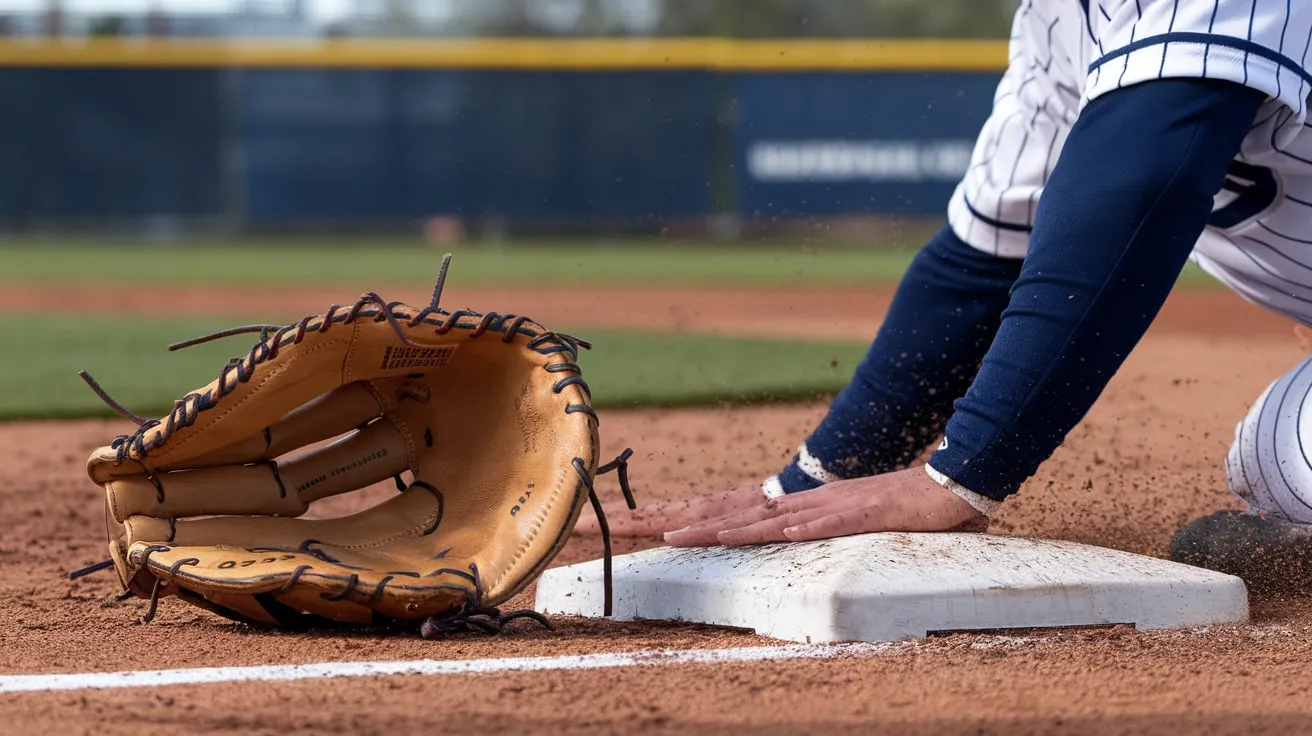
[5,282,1312,735]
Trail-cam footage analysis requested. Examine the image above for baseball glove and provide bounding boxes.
[71,254,636,637]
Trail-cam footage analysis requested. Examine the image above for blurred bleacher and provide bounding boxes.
[0,1,1021,40]
[0,1,1019,242]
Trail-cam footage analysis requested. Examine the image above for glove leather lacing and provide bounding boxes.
[68,253,641,637]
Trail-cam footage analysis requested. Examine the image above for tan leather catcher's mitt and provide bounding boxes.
[72,255,635,637]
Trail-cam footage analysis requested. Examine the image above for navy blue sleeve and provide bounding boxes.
[928,77,1266,502]
[773,225,1022,494]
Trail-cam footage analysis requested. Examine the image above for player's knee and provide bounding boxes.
[1226,356,1312,523]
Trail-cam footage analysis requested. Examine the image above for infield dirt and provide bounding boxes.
[3,283,1311,734]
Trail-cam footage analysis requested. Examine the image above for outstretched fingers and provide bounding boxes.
[662,503,782,546]
[781,507,888,542]
[780,494,986,541]
[714,507,839,547]
[662,468,990,546]
[663,487,865,547]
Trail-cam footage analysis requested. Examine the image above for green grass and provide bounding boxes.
[3,315,869,421]
[0,234,1224,289]
[0,231,1229,420]
[0,237,926,288]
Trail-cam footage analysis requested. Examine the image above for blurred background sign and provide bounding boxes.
[732,72,997,217]
[0,0,1018,238]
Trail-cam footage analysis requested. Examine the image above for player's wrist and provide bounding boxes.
[762,442,833,499]
[923,463,1002,518]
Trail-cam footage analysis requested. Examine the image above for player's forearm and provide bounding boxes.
[769,226,1021,494]
[928,78,1266,503]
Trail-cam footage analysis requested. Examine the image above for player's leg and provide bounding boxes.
[1224,350,1312,526]
[1171,346,1312,594]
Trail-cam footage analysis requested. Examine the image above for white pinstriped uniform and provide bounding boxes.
[950,1,1312,279]
[766,1,1312,516]
[943,1,1312,522]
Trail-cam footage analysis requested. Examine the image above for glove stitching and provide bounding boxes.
[361,379,393,414]
[380,412,420,474]
[490,351,590,597]
[143,340,349,464]
[342,319,364,385]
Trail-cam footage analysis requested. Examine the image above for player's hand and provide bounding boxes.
[662,466,986,547]
[573,482,766,538]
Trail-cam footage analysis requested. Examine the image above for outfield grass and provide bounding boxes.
[0,235,1222,288]
[3,315,869,421]
[0,237,926,288]
[0,235,1225,420]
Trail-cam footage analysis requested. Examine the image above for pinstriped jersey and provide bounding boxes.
[948,0,1312,325]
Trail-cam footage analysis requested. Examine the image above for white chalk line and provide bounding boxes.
[0,641,903,695]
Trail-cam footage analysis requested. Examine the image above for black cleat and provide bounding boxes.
[1170,510,1312,597]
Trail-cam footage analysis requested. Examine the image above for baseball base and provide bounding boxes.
[536,532,1249,643]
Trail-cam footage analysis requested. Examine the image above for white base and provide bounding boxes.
[535,533,1249,643]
